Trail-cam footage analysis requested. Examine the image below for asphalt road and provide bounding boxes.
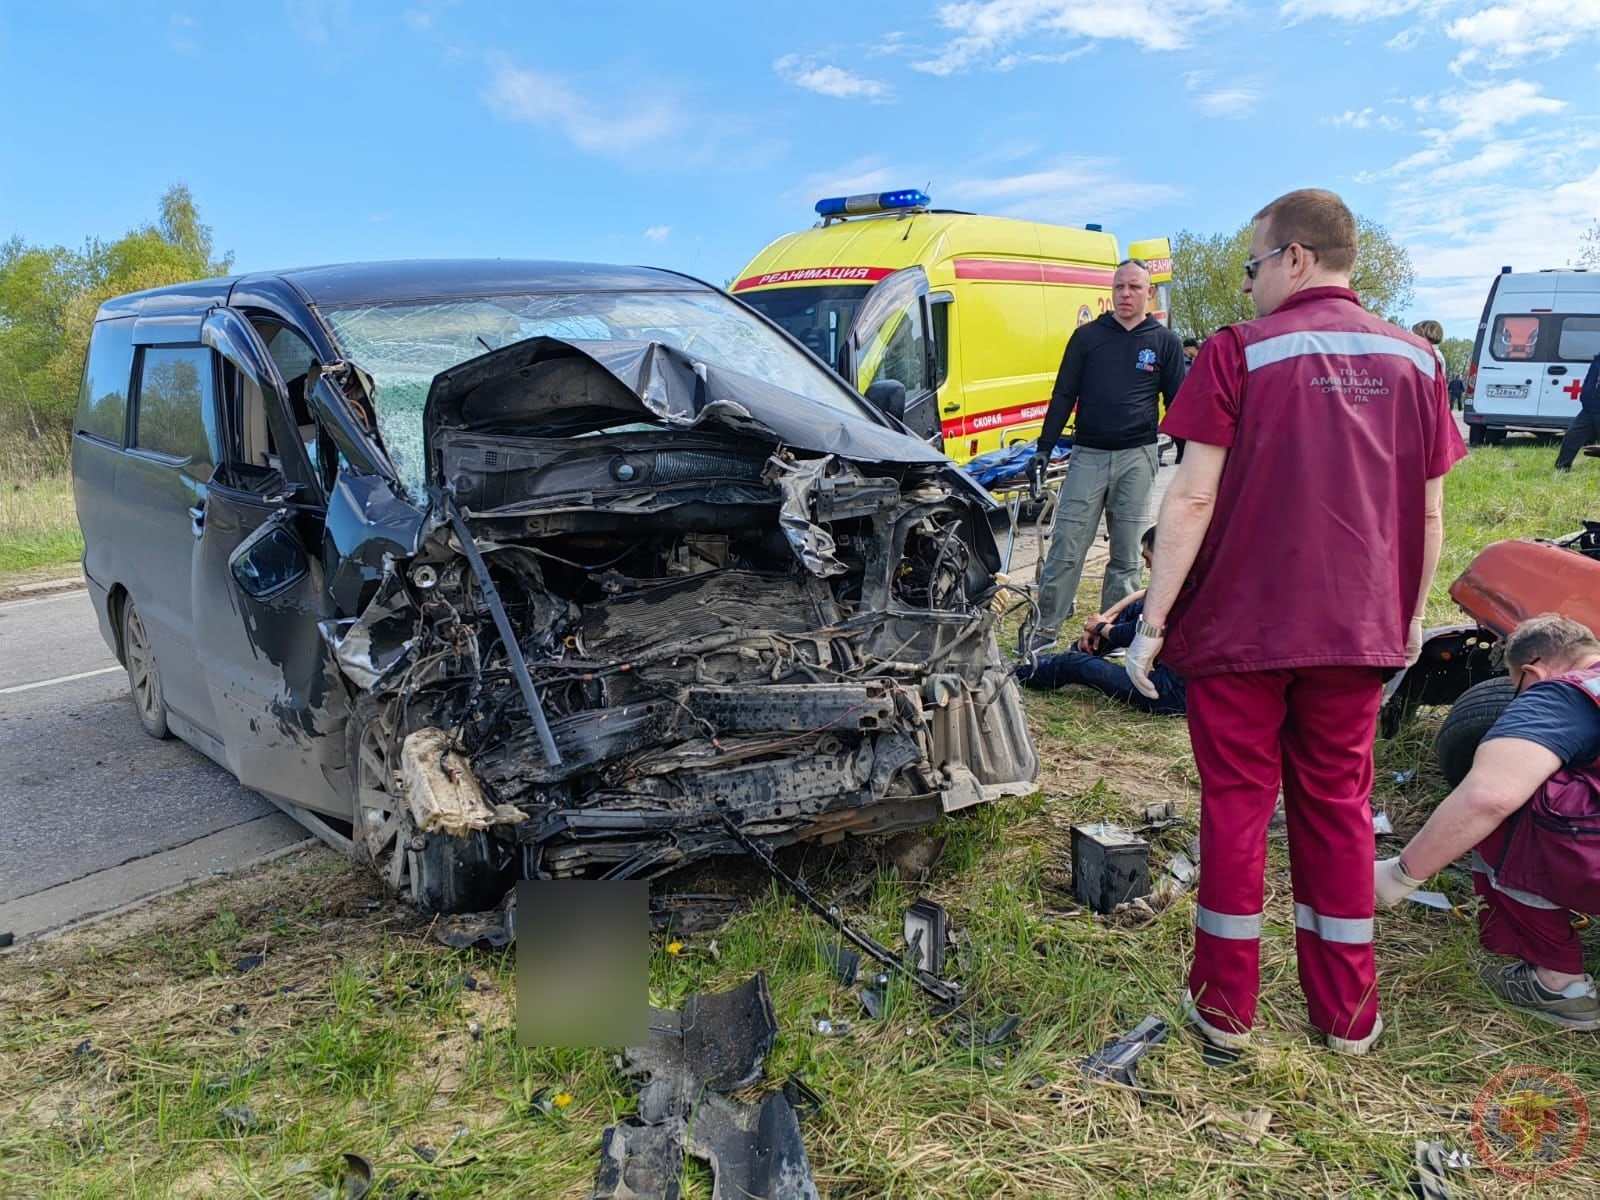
[0,590,307,938]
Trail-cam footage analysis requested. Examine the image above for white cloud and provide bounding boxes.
[1194,85,1261,117]
[368,212,391,223]
[1446,0,1600,71]
[912,0,1233,75]
[167,12,201,56]
[1279,0,1419,18]
[1182,70,1260,118]
[643,225,671,242]
[480,55,680,156]
[1382,133,1600,328]
[1436,78,1565,139]
[948,157,1180,223]
[285,0,350,47]
[1385,25,1423,50]
[788,156,922,202]
[1324,106,1402,129]
[774,55,891,101]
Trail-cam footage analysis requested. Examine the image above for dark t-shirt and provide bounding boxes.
[1484,678,1600,765]
[1037,314,1186,452]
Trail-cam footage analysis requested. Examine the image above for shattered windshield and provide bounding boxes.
[320,290,870,497]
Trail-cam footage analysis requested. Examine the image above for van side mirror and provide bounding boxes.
[230,522,309,599]
[865,379,907,421]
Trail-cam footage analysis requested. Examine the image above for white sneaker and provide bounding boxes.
[1183,989,1252,1050]
[1326,1013,1384,1056]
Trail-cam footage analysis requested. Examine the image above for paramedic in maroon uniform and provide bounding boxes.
[1125,189,1467,1055]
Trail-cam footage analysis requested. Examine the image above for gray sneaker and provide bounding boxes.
[1479,961,1600,1030]
[1018,626,1057,656]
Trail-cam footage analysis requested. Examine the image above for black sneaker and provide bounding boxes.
[1479,961,1600,1030]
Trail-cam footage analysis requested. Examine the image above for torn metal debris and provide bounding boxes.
[1079,1015,1169,1091]
[591,974,818,1200]
[726,819,963,1008]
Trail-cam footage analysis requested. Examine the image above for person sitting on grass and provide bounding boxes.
[1377,614,1600,1029]
[1015,526,1185,715]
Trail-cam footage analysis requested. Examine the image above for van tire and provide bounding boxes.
[347,696,509,914]
[1485,427,1507,445]
[1468,424,1486,447]
[1435,676,1517,787]
[120,598,170,740]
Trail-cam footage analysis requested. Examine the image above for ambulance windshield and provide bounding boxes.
[740,285,873,371]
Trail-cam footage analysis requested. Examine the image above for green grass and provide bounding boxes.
[0,474,82,577]
[1,441,1597,1197]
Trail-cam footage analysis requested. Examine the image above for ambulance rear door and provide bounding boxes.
[1474,274,1548,426]
[839,266,941,445]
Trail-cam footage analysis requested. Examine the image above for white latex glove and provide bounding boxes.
[1125,631,1164,700]
[1375,855,1425,908]
[1404,617,1424,668]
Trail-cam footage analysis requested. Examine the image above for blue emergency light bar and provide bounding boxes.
[814,189,931,218]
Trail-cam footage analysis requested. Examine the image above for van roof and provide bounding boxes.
[734,212,1121,291]
[95,259,708,320]
[1491,268,1600,299]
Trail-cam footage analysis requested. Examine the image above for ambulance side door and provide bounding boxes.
[840,266,942,445]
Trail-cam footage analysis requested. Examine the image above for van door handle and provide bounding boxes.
[1548,366,1568,375]
[189,505,205,537]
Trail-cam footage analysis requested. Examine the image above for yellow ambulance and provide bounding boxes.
[732,189,1173,464]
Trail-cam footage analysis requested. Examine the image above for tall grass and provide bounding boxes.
[0,434,81,576]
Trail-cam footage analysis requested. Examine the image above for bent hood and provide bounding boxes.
[421,336,954,486]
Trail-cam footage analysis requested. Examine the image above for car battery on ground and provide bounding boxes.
[1071,823,1151,914]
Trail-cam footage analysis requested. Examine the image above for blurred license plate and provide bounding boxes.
[1485,384,1528,399]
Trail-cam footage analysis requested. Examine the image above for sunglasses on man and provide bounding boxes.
[1242,243,1316,280]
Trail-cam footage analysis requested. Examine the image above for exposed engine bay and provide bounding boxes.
[330,338,1038,910]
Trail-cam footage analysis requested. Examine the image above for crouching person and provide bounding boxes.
[1378,614,1600,1029]
[1016,527,1186,715]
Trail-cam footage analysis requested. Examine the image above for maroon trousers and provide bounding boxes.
[1472,823,1584,974]
[1186,667,1384,1042]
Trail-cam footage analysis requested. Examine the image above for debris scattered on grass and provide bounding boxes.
[1202,1107,1274,1147]
[1079,1015,1168,1092]
[218,1105,259,1132]
[814,1018,852,1037]
[592,974,818,1200]
[1411,1138,1470,1199]
[1373,812,1395,836]
[234,954,265,973]
[944,1012,1021,1049]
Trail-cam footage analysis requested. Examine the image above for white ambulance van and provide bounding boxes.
[1464,267,1600,445]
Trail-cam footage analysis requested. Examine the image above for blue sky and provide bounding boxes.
[2,0,1596,336]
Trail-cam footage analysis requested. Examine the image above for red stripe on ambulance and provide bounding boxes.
[953,259,1116,287]
[941,399,1051,439]
[730,266,895,292]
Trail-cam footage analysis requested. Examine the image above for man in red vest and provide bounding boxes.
[1378,614,1600,1029]
[1125,189,1467,1055]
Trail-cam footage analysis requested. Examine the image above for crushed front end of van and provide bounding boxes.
[326,335,1038,908]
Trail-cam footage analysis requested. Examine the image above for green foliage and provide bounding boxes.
[1578,219,1600,268]
[1438,336,1473,380]
[0,185,232,477]
[1170,215,1417,339]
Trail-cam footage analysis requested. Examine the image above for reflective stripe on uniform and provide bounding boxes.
[1196,905,1263,940]
[1294,903,1373,944]
[1471,849,1561,910]
[1244,330,1437,376]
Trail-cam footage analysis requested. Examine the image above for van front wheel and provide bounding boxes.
[347,697,508,914]
[121,598,170,740]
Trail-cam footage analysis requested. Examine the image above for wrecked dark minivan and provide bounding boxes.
[71,261,1038,911]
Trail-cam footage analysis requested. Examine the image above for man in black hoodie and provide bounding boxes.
[1025,258,1186,649]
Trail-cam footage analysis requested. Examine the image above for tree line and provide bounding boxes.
[0,185,232,480]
